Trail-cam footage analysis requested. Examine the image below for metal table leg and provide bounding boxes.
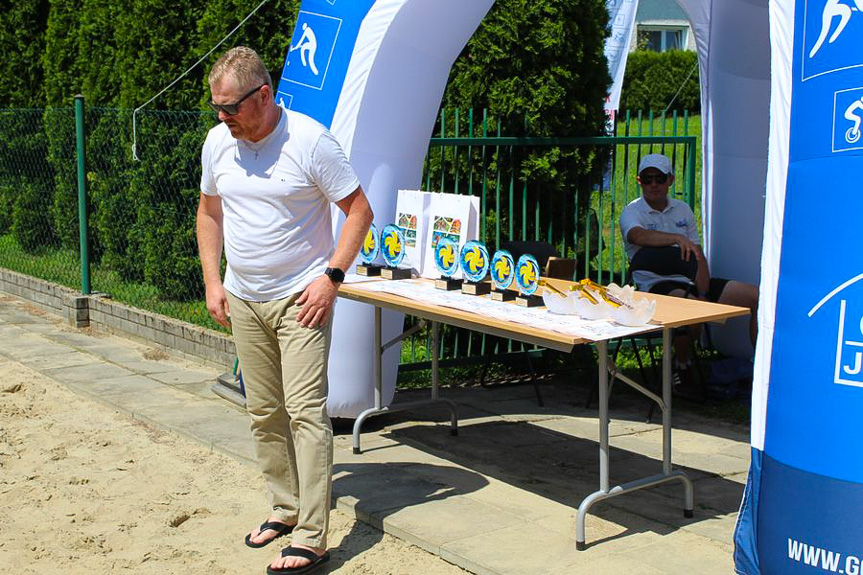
[575,329,693,550]
[352,312,458,454]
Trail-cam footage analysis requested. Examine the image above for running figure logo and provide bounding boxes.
[290,23,319,76]
[809,0,863,58]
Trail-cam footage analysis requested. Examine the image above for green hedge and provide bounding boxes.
[1,0,613,304]
[0,110,58,252]
[442,0,611,249]
[0,2,49,108]
[620,50,700,114]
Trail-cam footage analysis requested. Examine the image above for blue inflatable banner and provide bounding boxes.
[735,1,863,573]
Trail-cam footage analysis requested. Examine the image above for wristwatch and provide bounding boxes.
[324,267,345,284]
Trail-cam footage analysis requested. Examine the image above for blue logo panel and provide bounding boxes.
[833,86,863,152]
[766,158,863,479]
[742,3,863,570]
[284,11,342,91]
[275,0,376,128]
[802,0,863,81]
[792,2,863,161]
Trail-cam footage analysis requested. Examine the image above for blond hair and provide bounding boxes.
[208,46,272,91]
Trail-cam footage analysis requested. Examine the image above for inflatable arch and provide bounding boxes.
[279,2,863,571]
[275,0,770,413]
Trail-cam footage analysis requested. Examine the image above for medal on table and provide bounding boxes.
[459,240,491,296]
[490,249,516,301]
[515,254,543,307]
[380,224,412,280]
[434,237,463,290]
[356,224,382,276]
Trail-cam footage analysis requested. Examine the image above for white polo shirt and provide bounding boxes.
[618,196,700,292]
[201,107,360,302]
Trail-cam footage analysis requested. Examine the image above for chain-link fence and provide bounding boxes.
[0,106,221,329]
[0,108,79,285]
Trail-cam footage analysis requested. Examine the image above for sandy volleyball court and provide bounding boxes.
[0,356,465,575]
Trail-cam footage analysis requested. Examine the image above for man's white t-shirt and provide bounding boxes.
[618,196,700,292]
[201,107,360,302]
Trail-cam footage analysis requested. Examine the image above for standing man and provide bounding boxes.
[619,153,758,399]
[197,46,373,574]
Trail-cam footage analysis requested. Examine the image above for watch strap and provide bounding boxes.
[325,267,345,283]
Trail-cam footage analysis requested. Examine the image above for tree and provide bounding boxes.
[620,50,700,113]
[0,1,51,107]
[441,0,612,254]
[444,0,611,138]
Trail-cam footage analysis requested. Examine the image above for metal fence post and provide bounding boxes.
[74,94,91,295]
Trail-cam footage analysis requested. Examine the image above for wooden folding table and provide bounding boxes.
[337,278,748,549]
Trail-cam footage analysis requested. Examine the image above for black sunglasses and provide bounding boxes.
[640,173,669,185]
[208,84,265,116]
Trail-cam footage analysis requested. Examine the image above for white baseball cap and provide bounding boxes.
[638,153,672,175]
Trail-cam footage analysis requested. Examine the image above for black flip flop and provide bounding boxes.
[244,520,296,548]
[266,546,330,574]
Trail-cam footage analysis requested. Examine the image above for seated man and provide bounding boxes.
[619,153,758,399]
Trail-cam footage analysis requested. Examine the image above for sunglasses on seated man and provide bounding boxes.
[207,83,266,116]
[639,173,669,185]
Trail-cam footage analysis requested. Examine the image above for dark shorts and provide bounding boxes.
[649,277,730,303]
[630,246,697,281]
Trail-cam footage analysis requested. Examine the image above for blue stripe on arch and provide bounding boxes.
[733,448,761,575]
[756,452,863,574]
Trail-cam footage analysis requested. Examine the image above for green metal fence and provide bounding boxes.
[402,108,698,367]
[0,103,697,370]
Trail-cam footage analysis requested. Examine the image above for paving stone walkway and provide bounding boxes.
[0,294,750,574]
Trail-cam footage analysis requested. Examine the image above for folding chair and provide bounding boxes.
[585,273,712,422]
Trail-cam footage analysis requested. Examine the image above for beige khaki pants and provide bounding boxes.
[226,291,333,549]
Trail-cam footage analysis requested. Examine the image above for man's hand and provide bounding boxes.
[296,275,339,328]
[676,234,702,262]
[205,283,231,328]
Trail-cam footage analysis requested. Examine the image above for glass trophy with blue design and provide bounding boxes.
[356,224,382,276]
[380,224,412,280]
[433,237,463,291]
[515,254,543,307]
[490,249,516,302]
[459,240,491,295]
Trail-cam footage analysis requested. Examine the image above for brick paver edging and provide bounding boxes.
[0,268,234,368]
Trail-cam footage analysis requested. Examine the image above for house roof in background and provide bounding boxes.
[636,0,688,22]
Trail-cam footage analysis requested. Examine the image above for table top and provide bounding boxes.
[338,277,749,353]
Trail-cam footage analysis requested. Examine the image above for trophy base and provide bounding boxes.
[516,294,544,307]
[462,281,492,296]
[381,267,412,280]
[435,277,463,291]
[490,289,516,302]
[355,264,382,277]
